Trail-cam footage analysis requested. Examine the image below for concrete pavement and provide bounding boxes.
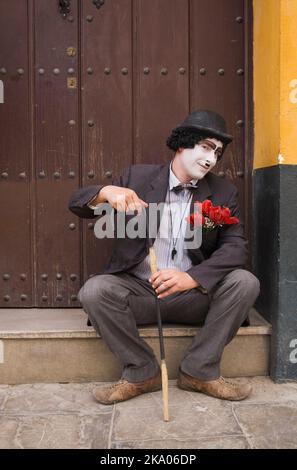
[0,377,297,449]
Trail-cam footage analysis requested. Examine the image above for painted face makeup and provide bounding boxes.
[180,138,223,180]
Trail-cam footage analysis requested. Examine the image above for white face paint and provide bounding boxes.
[180,137,224,180]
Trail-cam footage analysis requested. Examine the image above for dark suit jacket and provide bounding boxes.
[68,162,248,294]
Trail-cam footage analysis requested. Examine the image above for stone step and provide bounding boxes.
[0,308,271,384]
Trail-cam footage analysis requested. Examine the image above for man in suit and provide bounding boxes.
[68,110,260,404]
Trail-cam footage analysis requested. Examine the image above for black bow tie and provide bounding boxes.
[172,183,198,193]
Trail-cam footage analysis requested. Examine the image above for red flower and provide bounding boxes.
[185,199,239,230]
[202,199,212,215]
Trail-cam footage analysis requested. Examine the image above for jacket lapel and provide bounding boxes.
[144,162,171,205]
[189,175,212,218]
[186,175,212,262]
[143,163,170,243]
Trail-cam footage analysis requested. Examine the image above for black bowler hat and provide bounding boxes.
[176,109,233,144]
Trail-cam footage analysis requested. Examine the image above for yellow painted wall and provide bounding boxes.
[253,0,297,168]
[280,0,297,165]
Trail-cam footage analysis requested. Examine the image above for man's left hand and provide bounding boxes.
[149,268,199,299]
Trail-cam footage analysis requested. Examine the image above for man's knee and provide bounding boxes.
[227,269,260,299]
[78,274,115,305]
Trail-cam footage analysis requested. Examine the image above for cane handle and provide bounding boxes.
[149,246,158,275]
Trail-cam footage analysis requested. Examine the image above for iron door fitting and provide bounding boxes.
[58,0,106,19]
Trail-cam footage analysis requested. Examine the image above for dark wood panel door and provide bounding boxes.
[81,0,133,282]
[0,0,32,307]
[190,0,245,211]
[134,0,190,163]
[34,0,80,307]
[0,0,250,307]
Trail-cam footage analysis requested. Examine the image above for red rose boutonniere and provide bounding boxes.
[185,199,240,231]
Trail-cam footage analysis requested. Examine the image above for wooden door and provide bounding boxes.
[0,0,250,308]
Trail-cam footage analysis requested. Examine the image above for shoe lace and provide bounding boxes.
[219,376,238,388]
[109,379,128,390]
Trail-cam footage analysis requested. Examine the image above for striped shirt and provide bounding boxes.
[126,161,198,281]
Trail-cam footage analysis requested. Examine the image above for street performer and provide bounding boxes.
[68,109,260,404]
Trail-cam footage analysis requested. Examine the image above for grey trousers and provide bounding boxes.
[78,269,260,382]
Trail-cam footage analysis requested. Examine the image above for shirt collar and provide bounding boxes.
[169,160,199,190]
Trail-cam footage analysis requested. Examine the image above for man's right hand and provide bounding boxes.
[98,185,148,214]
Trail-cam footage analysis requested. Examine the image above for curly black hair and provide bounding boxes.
[166,127,226,161]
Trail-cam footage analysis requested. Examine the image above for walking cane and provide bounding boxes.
[147,236,170,422]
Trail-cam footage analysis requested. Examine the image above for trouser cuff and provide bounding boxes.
[180,360,220,382]
[121,360,160,383]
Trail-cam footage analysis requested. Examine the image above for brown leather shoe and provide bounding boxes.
[177,370,252,401]
[93,371,162,405]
